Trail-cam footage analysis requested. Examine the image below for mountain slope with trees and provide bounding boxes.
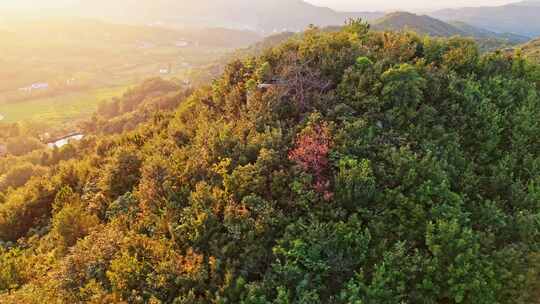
[1,21,540,303]
[371,12,529,43]
[371,12,466,37]
[449,20,530,43]
[522,38,540,62]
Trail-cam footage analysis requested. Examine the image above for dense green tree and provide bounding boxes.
[100,146,142,199]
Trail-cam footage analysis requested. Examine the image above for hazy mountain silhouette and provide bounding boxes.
[431,0,540,37]
[370,12,529,43]
[372,12,466,37]
[70,0,384,32]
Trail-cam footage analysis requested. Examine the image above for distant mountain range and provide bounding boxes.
[2,0,537,42]
[69,0,384,33]
[371,12,529,44]
[430,0,540,37]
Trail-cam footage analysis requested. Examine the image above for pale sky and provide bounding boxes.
[0,0,527,13]
[305,0,522,11]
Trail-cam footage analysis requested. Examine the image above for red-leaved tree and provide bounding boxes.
[289,122,333,200]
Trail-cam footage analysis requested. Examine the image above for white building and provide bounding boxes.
[47,133,84,149]
[19,83,49,92]
[31,83,49,90]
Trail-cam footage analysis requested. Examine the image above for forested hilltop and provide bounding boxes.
[2,21,540,303]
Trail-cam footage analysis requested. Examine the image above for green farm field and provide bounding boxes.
[0,85,129,124]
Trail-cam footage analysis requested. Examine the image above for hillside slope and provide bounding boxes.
[371,12,466,37]
[449,21,529,43]
[371,12,529,43]
[521,38,540,62]
[1,23,540,303]
[431,0,540,37]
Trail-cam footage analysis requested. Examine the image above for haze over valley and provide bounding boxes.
[2,0,539,125]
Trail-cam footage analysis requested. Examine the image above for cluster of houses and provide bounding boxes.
[17,78,77,93]
[18,82,49,93]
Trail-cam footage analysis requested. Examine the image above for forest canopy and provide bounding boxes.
[1,20,540,303]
